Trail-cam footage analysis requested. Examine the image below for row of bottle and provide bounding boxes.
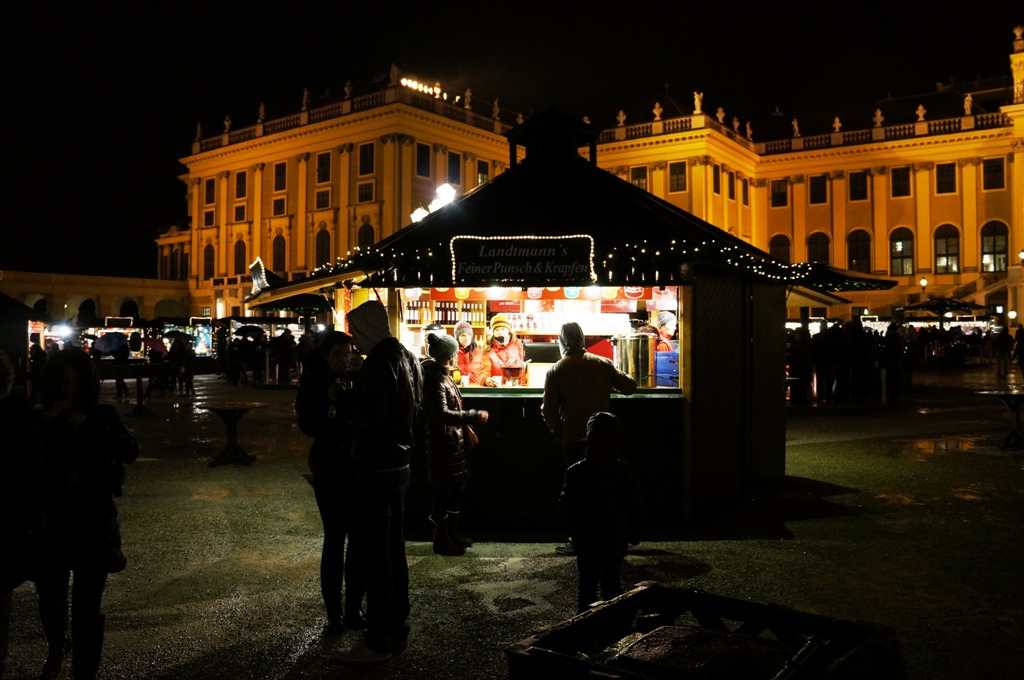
[405,301,487,326]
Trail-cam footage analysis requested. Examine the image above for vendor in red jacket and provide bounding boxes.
[478,314,526,386]
[454,321,483,385]
[656,311,677,352]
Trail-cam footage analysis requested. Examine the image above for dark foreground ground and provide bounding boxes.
[5,365,1022,679]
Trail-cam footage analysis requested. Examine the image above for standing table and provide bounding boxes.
[198,401,268,466]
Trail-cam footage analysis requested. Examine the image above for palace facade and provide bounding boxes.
[161,27,1024,322]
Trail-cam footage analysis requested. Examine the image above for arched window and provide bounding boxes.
[934,224,959,274]
[315,228,331,267]
[234,239,247,276]
[889,227,914,276]
[119,300,140,319]
[847,230,871,273]
[769,234,790,264]
[358,222,375,250]
[981,221,1008,272]
[203,244,215,280]
[272,235,286,274]
[807,232,831,264]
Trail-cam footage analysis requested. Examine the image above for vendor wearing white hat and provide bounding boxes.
[655,311,677,352]
[479,314,526,387]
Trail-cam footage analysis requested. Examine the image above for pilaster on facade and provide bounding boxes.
[790,175,807,263]
[218,171,230,276]
[750,179,768,251]
[830,171,848,269]
[295,153,309,272]
[252,163,265,263]
[960,158,980,268]
[914,165,933,274]
[870,168,889,276]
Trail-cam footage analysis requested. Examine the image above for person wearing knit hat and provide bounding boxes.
[453,321,483,385]
[656,311,677,351]
[480,314,525,387]
[421,328,489,557]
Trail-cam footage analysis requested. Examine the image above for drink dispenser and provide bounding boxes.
[615,333,655,388]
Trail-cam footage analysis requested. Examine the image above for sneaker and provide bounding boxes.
[332,640,391,664]
[555,542,575,556]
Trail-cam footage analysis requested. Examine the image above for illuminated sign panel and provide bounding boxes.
[451,235,596,285]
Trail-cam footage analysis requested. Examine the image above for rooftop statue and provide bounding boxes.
[916,104,927,121]
[492,98,500,120]
[716,107,725,123]
[464,88,471,109]
[791,119,800,137]
[223,115,232,133]
[194,122,202,141]
[732,116,740,132]
[745,121,752,141]
[833,117,842,132]
[963,93,973,116]
[653,102,663,121]
[389,63,400,86]
[693,91,703,115]
[344,81,353,99]
[873,108,884,127]
[302,88,310,111]
[617,110,627,127]
[258,102,265,122]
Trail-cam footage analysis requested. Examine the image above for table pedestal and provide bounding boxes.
[198,402,267,467]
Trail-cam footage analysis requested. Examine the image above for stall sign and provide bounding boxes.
[450,235,595,285]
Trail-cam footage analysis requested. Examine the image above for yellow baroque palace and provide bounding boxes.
[162,28,1024,322]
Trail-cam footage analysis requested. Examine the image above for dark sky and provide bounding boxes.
[1,2,1019,279]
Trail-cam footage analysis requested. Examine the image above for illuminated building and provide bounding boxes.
[162,28,1024,322]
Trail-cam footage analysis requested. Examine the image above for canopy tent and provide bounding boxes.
[899,296,988,329]
[0,290,49,323]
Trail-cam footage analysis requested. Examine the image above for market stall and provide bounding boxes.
[248,109,817,530]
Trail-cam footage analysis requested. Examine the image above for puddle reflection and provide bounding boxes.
[894,436,983,460]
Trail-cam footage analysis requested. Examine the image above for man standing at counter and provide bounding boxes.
[335,300,423,664]
[541,322,637,556]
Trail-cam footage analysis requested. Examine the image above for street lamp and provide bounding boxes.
[919,277,928,296]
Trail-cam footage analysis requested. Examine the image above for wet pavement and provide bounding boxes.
[5,364,1023,679]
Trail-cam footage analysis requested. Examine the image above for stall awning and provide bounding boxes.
[786,286,851,308]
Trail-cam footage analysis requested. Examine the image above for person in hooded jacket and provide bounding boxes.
[295,331,365,634]
[478,314,526,386]
[421,332,489,556]
[34,348,139,680]
[559,412,642,614]
[453,321,483,385]
[335,301,423,665]
[542,321,637,556]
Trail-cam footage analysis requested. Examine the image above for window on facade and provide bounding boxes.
[982,157,1005,190]
[274,162,287,192]
[316,152,331,184]
[712,165,721,194]
[807,232,831,264]
[204,178,215,205]
[847,230,871,273]
[358,143,375,176]
[728,171,735,200]
[235,171,247,199]
[358,222,374,250]
[203,244,215,280]
[849,171,869,201]
[770,179,788,207]
[447,151,462,185]
[769,234,791,263]
[272,235,286,273]
[234,204,246,222]
[889,227,914,276]
[668,162,687,192]
[477,160,489,186]
[935,163,956,194]
[200,306,211,317]
[315,228,330,267]
[234,240,247,276]
[891,167,911,197]
[934,224,960,274]
[980,221,1008,272]
[809,174,828,204]
[357,182,374,203]
[741,178,749,205]
[203,210,214,227]
[272,197,286,216]
[416,143,431,178]
[630,166,648,191]
[315,189,330,210]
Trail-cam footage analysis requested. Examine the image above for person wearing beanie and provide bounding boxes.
[542,321,637,556]
[559,412,642,613]
[419,323,446,361]
[336,301,423,664]
[656,311,677,351]
[422,332,489,556]
[479,314,526,387]
[453,321,483,385]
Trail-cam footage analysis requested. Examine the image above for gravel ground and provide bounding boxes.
[4,364,1022,679]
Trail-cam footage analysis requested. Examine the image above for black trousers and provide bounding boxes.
[312,472,364,623]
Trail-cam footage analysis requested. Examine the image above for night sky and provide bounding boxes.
[1,2,1018,279]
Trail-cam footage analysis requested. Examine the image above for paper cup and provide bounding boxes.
[492,376,503,387]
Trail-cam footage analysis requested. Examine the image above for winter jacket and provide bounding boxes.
[38,403,139,571]
[295,349,355,477]
[478,338,525,384]
[541,352,637,443]
[457,345,483,385]
[0,393,44,590]
[351,337,424,472]
[422,359,480,485]
[560,456,642,557]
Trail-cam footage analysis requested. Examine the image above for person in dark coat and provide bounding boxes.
[295,331,365,633]
[34,348,139,680]
[422,332,489,556]
[334,301,423,664]
[0,349,44,679]
[560,412,642,614]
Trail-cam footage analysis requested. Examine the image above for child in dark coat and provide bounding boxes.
[559,412,642,613]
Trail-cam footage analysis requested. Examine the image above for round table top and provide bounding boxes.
[197,401,269,411]
[976,390,1024,397]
